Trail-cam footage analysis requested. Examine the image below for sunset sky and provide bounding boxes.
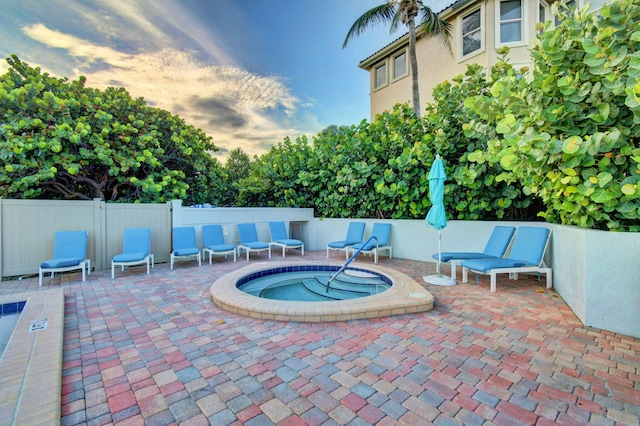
[0,0,458,160]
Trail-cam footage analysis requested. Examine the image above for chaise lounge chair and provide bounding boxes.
[170,226,201,269]
[202,224,236,263]
[433,225,516,280]
[327,221,365,259]
[461,226,552,292]
[112,228,154,278]
[268,221,304,257]
[39,230,90,286]
[347,223,392,264]
[237,223,271,261]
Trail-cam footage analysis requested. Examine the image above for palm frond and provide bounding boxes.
[342,3,397,49]
[390,8,402,32]
[418,5,453,51]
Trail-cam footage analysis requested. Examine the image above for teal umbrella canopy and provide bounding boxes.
[423,155,456,286]
[426,155,447,230]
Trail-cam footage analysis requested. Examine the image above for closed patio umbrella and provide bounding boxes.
[423,154,456,286]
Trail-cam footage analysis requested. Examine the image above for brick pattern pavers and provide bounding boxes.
[2,251,639,425]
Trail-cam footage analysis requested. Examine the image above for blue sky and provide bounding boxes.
[0,0,443,160]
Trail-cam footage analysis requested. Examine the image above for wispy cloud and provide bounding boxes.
[23,24,132,68]
[17,3,312,160]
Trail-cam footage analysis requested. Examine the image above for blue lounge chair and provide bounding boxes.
[112,228,154,278]
[268,221,304,257]
[347,223,392,264]
[202,224,236,263]
[170,226,201,269]
[39,230,90,286]
[237,223,271,260]
[433,225,516,280]
[327,221,366,259]
[461,226,552,292]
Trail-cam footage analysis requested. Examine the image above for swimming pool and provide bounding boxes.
[210,261,434,322]
[0,300,26,357]
[0,289,65,424]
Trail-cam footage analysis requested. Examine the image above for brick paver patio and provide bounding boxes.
[2,251,639,425]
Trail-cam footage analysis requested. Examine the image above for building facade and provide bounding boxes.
[358,0,610,119]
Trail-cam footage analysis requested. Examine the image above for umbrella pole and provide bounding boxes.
[423,229,457,286]
[437,230,442,275]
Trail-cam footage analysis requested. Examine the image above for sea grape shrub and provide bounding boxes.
[463,0,640,231]
[0,55,225,204]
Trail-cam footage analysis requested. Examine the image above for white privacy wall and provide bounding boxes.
[582,229,639,335]
[171,200,314,248]
[0,198,172,275]
[307,219,550,264]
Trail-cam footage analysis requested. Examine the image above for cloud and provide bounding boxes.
[190,96,248,130]
[20,22,310,160]
[23,24,132,69]
[97,0,238,65]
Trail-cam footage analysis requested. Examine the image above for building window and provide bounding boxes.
[499,1,523,44]
[554,0,607,26]
[539,1,549,24]
[555,0,575,25]
[538,1,550,33]
[461,7,482,58]
[374,62,387,90]
[586,0,608,10]
[392,50,408,80]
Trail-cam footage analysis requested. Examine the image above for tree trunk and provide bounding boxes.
[408,19,421,117]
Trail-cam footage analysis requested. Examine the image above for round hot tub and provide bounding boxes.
[237,264,391,302]
[210,261,434,322]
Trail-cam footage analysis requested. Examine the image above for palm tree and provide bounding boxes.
[343,0,451,117]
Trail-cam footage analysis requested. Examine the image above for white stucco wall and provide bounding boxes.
[550,225,588,322]
[308,219,526,261]
[583,229,640,335]
[546,224,640,338]
[171,200,314,248]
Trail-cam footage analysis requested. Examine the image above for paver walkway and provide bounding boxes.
[1,251,639,425]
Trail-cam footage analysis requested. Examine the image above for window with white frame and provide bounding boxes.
[539,1,549,24]
[554,0,608,25]
[374,61,387,90]
[392,50,408,80]
[586,0,609,10]
[555,0,576,26]
[498,0,524,44]
[460,7,483,58]
[537,0,550,33]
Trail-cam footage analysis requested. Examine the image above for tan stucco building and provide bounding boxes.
[359,0,610,119]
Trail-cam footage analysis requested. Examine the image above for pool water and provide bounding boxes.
[238,270,391,302]
[0,301,26,358]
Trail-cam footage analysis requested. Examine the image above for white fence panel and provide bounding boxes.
[0,199,172,278]
[0,198,99,277]
[104,202,172,267]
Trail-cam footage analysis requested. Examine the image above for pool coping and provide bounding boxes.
[210,260,434,322]
[0,288,64,425]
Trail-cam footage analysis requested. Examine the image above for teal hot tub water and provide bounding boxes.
[236,265,391,302]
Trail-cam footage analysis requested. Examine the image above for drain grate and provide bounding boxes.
[29,318,48,332]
